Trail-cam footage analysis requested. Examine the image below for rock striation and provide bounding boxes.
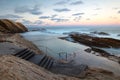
[0,19,28,33]
[0,55,79,80]
[0,55,119,80]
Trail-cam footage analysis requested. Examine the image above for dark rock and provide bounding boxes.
[91,47,110,57]
[69,33,120,48]
[117,34,120,36]
[84,48,92,53]
[90,31,109,35]
[63,32,80,35]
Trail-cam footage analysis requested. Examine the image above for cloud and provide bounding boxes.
[72,13,84,16]
[39,16,50,19]
[54,1,67,5]
[54,8,70,12]
[94,8,101,10]
[86,18,90,20]
[34,20,44,25]
[51,14,58,18]
[113,7,120,10]
[39,15,58,20]
[118,11,120,13]
[70,1,83,5]
[51,18,68,22]
[0,14,23,19]
[110,16,117,19]
[15,5,42,15]
[73,16,82,22]
[93,14,98,16]
[21,19,32,25]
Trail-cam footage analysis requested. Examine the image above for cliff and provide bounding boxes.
[0,19,28,33]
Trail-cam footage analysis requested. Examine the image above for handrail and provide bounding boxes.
[38,45,76,61]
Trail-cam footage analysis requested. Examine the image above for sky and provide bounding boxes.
[0,0,120,26]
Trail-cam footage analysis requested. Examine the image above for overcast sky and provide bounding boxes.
[0,0,120,26]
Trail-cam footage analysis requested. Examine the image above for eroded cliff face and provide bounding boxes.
[0,19,28,33]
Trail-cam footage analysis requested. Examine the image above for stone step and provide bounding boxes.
[21,51,33,59]
[38,55,46,64]
[14,48,27,56]
[39,56,48,66]
[16,49,29,57]
[42,57,51,68]
[24,52,35,60]
[29,54,46,65]
[13,49,54,70]
[46,59,54,69]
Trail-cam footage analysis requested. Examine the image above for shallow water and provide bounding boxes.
[22,31,120,75]
[100,48,120,57]
[74,50,120,75]
[22,31,89,58]
[26,26,120,56]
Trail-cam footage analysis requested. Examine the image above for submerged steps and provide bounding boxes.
[29,54,46,65]
[14,48,27,56]
[46,59,54,69]
[24,52,35,60]
[13,48,88,78]
[13,48,54,70]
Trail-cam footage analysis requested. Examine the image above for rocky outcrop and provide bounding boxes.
[90,31,110,35]
[0,55,79,80]
[0,19,28,33]
[0,32,120,80]
[0,55,119,80]
[69,33,120,48]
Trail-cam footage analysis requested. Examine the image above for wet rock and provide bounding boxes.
[70,33,120,48]
[117,34,120,36]
[91,47,110,57]
[84,48,92,53]
[90,31,110,35]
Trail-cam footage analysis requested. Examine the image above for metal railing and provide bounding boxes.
[38,45,77,61]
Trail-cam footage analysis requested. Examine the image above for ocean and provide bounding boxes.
[28,26,120,39]
[23,25,120,57]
